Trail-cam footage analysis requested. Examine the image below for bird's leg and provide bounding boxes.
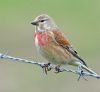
[54,64,62,73]
[77,65,88,81]
[47,63,52,71]
[42,63,51,74]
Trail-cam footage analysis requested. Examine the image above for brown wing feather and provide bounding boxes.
[52,30,87,67]
[53,30,71,46]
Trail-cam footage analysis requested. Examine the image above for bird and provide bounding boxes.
[31,14,96,75]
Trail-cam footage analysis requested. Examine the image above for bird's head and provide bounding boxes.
[31,14,57,32]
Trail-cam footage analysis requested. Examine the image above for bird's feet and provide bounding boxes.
[41,63,51,74]
[54,65,62,73]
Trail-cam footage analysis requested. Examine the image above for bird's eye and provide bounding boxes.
[40,20,45,22]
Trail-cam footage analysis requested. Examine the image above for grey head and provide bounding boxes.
[31,14,57,32]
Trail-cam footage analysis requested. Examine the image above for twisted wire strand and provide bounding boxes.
[0,53,100,79]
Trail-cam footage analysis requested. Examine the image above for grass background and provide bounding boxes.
[0,0,100,92]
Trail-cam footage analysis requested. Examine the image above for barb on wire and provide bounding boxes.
[0,53,100,80]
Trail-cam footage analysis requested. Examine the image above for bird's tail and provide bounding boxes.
[75,62,97,75]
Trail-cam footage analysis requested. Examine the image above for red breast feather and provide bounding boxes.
[34,32,48,46]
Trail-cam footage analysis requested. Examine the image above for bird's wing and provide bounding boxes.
[52,30,87,67]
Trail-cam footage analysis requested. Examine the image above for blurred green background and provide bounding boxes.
[0,0,100,92]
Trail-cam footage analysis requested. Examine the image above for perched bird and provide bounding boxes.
[31,14,96,74]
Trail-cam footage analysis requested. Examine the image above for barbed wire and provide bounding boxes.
[0,53,100,80]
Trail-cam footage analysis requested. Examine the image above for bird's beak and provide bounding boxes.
[31,21,38,26]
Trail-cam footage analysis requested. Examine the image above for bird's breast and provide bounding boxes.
[34,32,49,47]
[34,32,72,65]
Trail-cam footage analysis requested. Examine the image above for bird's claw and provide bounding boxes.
[42,63,51,74]
[54,65,62,73]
